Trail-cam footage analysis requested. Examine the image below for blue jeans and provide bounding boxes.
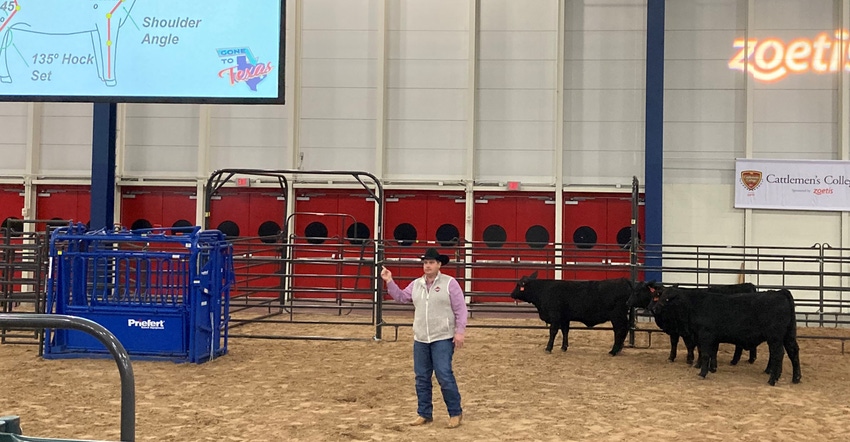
[413,338,462,419]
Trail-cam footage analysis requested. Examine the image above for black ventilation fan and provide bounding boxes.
[483,224,507,248]
[435,223,460,246]
[573,226,597,249]
[525,225,549,249]
[393,223,417,246]
[217,220,240,238]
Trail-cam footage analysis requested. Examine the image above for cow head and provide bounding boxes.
[647,287,678,315]
[627,280,663,309]
[509,271,539,301]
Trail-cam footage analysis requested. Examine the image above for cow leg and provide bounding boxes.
[762,345,776,374]
[785,336,802,384]
[748,346,757,364]
[763,358,773,375]
[682,335,696,365]
[766,340,785,386]
[697,340,718,379]
[545,322,558,353]
[667,334,679,363]
[560,323,570,352]
[696,350,710,378]
[730,345,743,365]
[608,316,628,356]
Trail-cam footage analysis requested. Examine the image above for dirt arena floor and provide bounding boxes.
[2,314,850,442]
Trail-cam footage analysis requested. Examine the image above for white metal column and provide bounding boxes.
[840,0,850,307]
[375,0,389,181]
[374,0,389,240]
[463,0,480,298]
[554,0,566,280]
[195,104,211,227]
[742,0,755,253]
[22,103,42,230]
[285,0,302,239]
[113,103,127,226]
[840,0,850,248]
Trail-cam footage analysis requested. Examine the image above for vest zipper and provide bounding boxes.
[424,283,430,341]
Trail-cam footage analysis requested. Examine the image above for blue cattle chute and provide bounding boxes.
[44,223,234,363]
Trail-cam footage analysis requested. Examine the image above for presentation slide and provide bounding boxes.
[0,0,284,103]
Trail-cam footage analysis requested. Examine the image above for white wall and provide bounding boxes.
[40,103,93,176]
[299,0,378,173]
[0,0,848,254]
[209,105,290,171]
[0,103,28,176]
[476,0,558,184]
[664,0,848,254]
[751,0,838,160]
[564,0,647,187]
[123,104,199,178]
[386,0,470,181]
[665,0,746,185]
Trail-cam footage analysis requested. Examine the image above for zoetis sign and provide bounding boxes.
[735,159,850,211]
[729,30,850,82]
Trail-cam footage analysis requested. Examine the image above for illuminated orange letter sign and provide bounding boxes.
[729,30,850,82]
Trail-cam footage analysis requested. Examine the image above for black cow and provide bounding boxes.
[510,271,632,356]
[628,281,759,367]
[649,287,802,385]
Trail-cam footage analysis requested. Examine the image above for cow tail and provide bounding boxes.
[784,289,798,338]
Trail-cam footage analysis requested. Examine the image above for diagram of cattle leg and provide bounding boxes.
[0,0,136,86]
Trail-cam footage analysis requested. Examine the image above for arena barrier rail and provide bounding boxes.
[2,233,848,349]
[1,224,51,350]
[220,236,850,350]
[0,313,134,442]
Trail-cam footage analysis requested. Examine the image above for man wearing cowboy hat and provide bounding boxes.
[381,247,467,429]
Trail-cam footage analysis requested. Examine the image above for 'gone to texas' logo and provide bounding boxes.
[740,170,763,191]
[216,47,274,91]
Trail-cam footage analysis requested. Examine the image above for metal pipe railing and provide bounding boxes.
[0,313,135,442]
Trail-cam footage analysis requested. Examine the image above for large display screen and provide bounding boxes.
[0,0,285,103]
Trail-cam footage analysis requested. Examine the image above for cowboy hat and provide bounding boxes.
[420,248,449,265]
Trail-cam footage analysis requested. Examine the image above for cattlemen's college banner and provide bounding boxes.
[735,159,850,211]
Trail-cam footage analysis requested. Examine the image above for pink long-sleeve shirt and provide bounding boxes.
[386,272,467,339]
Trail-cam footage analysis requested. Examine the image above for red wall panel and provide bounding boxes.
[207,188,286,237]
[563,193,644,280]
[383,192,465,284]
[0,186,24,233]
[290,190,376,299]
[35,185,91,230]
[471,192,555,302]
[207,188,287,298]
[121,187,196,231]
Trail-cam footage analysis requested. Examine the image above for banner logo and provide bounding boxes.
[740,170,763,191]
[216,47,273,92]
[736,159,850,211]
[128,318,165,330]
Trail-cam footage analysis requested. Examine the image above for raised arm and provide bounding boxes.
[381,265,413,303]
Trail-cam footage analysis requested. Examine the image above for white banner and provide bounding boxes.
[735,158,850,211]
